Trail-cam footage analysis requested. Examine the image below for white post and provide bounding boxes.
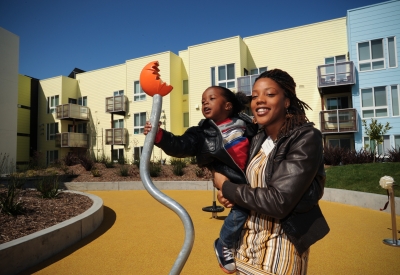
[380,176,400,247]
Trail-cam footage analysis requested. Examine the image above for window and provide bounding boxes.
[395,135,400,150]
[391,85,399,116]
[250,67,267,75]
[78,96,87,106]
[327,97,349,110]
[388,37,397,68]
[47,150,58,165]
[47,95,59,114]
[211,64,235,88]
[112,148,124,162]
[68,98,77,104]
[77,123,87,133]
[134,146,143,162]
[328,138,351,150]
[114,90,124,96]
[358,39,385,71]
[134,112,146,134]
[113,119,124,128]
[183,112,189,128]
[364,136,390,155]
[46,123,58,140]
[134,81,146,101]
[183,80,188,95]
[361,86,387,118]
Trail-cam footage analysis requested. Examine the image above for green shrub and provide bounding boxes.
[91,168,101,177]
[172,162,185,176]
[62,153,80,166]
[35,174,61,199]
[149,161,161,177]
[79,153,95,171]
[119,165,129,177]
[189,156,197,164]
[0,175,25,215]
[169,158,187,167]
[195,167,205,178]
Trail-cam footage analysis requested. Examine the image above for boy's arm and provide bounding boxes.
[155,127,201,158]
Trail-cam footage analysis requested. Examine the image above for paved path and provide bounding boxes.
[20,190,400,275]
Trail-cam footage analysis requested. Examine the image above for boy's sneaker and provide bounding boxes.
[214,238,236,274]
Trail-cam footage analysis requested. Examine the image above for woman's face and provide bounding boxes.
[201,87,231,123]
[251,78,290,138]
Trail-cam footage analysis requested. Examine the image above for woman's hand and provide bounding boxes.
[217,190,234,208]
[213,171,228,190]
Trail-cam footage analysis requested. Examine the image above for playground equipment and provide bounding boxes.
[202,183,224,218]
[139,61,195,274]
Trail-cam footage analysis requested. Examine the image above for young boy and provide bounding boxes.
[144,86,257,274]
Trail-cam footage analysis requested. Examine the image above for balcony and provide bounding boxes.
[317,61,356,88]
[236,74,259,96]
[105,128,127,145]
[56,104,89,121]
[55,133,88,148]
[320,108,357,134]
[105,95,128,114]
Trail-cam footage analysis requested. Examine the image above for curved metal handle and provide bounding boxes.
[139,94,195,274]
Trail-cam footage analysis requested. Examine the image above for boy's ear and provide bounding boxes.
[225,102,233,111]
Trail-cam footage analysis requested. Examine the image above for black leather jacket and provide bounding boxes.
[222,123,329,254]
[155,113,258,184]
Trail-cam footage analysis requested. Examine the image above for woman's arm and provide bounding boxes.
[221,127,324,219]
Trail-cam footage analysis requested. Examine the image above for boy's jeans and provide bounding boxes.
[219,204,249,249]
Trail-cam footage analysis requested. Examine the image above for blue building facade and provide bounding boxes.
[347,0,400,153]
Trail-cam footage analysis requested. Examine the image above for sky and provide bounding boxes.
[0,0,386,80]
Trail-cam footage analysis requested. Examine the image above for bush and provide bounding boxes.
[323,145,344,166]
[387,147,400,162]
[35,174,61,199]
[189,156,197,164]
[0,175,25,215]
[195,167,205,178]
[149,161,161,177]
[119,165,129,177]
[28,151,45,170]
[172,162,185,176]
[133,159,140,168]
[169,158,187,167]
[341,148,374,165]
[62,153,80,166]
[91,168,101,177]
[79,153,95,171]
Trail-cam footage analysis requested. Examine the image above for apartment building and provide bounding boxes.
[347,0,400,153]
[35,18,348,165]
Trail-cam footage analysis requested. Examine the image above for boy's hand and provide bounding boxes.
[143,121,162,135]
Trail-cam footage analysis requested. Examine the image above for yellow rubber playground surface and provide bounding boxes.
[21,190,400,275]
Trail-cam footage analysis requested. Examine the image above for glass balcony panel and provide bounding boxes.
[105,95,127,113]
[317,61,355,88]
[105,128,127,145]
[56,104,89,120]
[320,109,357,133]
[55,133,88,148]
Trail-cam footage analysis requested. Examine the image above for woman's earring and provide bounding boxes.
[286,108,293,119]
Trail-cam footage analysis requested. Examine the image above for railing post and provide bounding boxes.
[380,176,400,247]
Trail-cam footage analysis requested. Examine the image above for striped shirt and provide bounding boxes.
[216,117,249,170]
[235,147,309,275]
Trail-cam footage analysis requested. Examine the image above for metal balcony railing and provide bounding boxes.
[56,104,89,120]
[105,128,127,145]
[55,133,89,148]
[320,108,357,133]
[317,61,356,88]
[105,95,128,113]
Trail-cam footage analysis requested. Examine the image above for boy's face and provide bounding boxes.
[201,87,231,123]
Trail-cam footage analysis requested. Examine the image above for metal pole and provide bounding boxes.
[383,185,400,247]
[139,94,195,274]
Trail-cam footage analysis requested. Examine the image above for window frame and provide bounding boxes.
[183,112,189,128]
[77,123,87,133]
[360,86,388,119]
[114,90,124,96]
[211,63,236,88]
[387,36,398,68]
[46,122,59,140]
[113,118,124,129]
[357,38,386,72]
[133,112,146,134]
[134,81,146,102]
[78,96,87,106]
[47,150,59,165]
[47,95,59,114]
[183,80,189,95]
[390,84,400,117]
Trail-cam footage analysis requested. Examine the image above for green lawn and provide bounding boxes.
[325,162,400,197]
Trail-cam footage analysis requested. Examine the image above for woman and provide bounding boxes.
[213,69,329,275]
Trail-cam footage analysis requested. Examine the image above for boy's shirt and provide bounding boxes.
[216,117,249,170]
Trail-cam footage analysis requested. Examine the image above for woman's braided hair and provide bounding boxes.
[211,86,248,116]
[255,69,312,138]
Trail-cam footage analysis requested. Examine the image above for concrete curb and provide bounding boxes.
[0,191,103,275]
[63,180,400,214]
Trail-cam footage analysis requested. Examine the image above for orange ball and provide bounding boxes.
[139,61,173,97]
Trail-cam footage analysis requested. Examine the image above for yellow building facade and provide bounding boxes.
[36,17,349,165]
